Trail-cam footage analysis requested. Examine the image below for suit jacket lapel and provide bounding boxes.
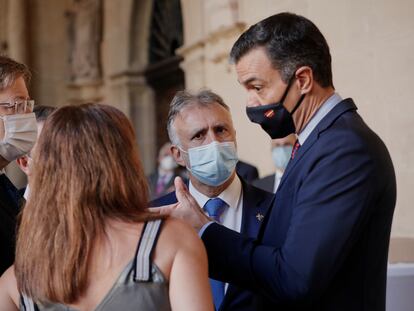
[239,180,270,237]
[278,98,357,191]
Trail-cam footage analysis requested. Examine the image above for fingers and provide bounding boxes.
[174,176,188,194]
[174,176,193,205]
[147,203,178,216]
[174,176,199,209]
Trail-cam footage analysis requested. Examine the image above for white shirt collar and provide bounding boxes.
[297,92,342,145]
[275,170,284,180]
[189,174,242,210]
[24,184,30,200]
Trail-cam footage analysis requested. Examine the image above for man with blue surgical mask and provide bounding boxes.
[0,56,38,275]
[253,134,296,193]
[151,89,273,311]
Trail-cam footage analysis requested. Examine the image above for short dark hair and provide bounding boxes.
[167,90,230,145]
[230,12,333,88]
[33,105,56,122]
[0,56,31,90]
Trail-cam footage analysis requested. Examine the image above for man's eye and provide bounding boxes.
[193,133,203,140]
[253,85,262,91]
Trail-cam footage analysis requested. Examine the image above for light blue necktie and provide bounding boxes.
[204,198,228,310]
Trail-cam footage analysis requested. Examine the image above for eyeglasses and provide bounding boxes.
[0,99,35,114]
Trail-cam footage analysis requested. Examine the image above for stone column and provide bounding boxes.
[8,0,28,63]
[3,0,29,188]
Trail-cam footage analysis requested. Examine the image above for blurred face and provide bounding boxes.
[157,142,177,172]
[0,76,30,139]
[171,103,236,167]
[158,143,173,161]
[270,133,296,172]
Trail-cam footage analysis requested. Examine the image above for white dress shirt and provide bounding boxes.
[189,175,243,233]
[273,170,284,193]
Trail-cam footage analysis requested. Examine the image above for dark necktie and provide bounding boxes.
[203,198,228,310]
[291,140,301,159]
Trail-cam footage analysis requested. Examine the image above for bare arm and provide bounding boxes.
[168,221,214,311]
[0,266,20,311]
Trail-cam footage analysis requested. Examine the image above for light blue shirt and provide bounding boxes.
[200,92,343,237]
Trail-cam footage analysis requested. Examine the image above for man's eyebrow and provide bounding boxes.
[189,127,207,139]
[238,76,265,85]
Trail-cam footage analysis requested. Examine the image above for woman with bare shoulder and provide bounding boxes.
[0,103,213,311]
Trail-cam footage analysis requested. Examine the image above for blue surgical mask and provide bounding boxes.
[271,145,292,171]
[181,141,238,186]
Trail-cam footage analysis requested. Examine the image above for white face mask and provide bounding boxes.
[182,141,238,186]
[159,155,178,171]
[271,145,293,171]
[0,113,37,161]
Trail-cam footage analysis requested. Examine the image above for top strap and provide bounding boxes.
[20,294,39,311]
[133,219,163,282]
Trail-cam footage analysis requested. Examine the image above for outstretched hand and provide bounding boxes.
[150,177,210,231]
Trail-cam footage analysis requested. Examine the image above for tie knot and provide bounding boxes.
[204,198,227,221]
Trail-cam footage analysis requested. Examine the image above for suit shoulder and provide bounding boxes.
[242,181,274,208]
[149,191,177,207]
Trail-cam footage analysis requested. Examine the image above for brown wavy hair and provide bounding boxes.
[15,103,158,304]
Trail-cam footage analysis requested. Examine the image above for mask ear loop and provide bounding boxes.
[279,74,296,105]
[290,93,306,115]
[279,70,306,115]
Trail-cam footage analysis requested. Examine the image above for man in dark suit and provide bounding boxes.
[0,56,37,275]
[154,13,396,311]
[152,89,273,311]
[147,142,188,200]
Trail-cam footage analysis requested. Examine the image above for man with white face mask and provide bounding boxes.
[253,134,296,193]
[147,141,185,200]
[151,90,273,311]
[0,56,37,275]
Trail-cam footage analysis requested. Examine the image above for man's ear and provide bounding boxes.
[171,145,186,167]
[295,66,313,94]
[16,156,30,175]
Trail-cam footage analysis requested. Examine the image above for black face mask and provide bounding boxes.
[245,76,305,139]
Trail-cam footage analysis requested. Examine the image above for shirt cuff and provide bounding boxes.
[198,221,215,238]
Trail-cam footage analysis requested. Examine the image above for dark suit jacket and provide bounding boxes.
[236,160,259,183]
[252,174,275,193]
[151,178,274,311]
[201,99,397,310]
[0,174,21,275]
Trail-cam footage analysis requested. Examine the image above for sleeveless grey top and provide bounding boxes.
[20,219,171,311]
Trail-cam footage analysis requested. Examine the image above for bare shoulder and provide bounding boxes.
[160,217,202,248]
[0,266,20,310]
[153,217,206,280]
